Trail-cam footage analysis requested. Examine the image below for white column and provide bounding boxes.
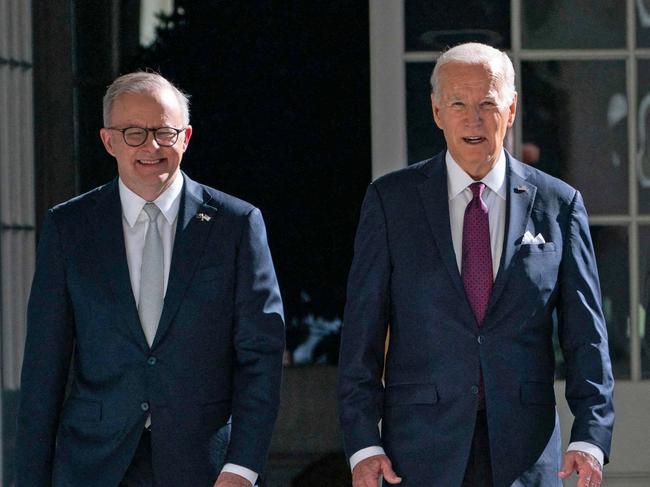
[369,0,407,179]
[0,0,35,480]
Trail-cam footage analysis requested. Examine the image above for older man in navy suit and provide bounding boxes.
[338,43,614,487]
[16,72,285,487]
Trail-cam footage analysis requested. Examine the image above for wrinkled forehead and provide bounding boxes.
[439,62,503,91]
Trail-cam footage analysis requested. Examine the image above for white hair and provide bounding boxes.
[430,42,516,107]
[102,71,191,126]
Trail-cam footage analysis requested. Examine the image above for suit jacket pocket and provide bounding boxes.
[385,383,438,406]
[519,242,556,254]
[520,382,556,405]
[61,397,102,424]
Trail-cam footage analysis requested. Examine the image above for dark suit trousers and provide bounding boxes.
[120,429,156,487]
[462,409,494,487]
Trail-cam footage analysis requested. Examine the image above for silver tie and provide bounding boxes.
[139,203,164,347]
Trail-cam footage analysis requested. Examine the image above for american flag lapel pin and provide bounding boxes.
[515,185,528,193]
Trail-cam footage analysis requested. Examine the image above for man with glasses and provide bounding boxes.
[16,72,285,487]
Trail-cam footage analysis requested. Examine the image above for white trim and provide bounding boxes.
[627,0,642,381]
[589,215,650,225]
[404,48,650,62]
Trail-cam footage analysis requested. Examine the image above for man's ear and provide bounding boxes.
[100,128,116,156]
[181,125,193,152]
[507,92,518,127]
[431,93,443,129]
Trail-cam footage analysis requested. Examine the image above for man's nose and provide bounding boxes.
[142,131,161,149]
[465,105,482,125]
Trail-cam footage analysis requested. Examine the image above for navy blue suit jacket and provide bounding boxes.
[338,152,614,486]
[16,174,285,486]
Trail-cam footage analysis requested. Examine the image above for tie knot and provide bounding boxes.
[469,182,486,200]
[143,202,161,222]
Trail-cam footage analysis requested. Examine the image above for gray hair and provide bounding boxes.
[430,43,516,107]
[102,71,191,126]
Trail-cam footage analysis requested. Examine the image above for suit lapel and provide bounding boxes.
[152,175,219,348]
[91,180,149,351]
[487,156,537,314]
[417,156,468,306]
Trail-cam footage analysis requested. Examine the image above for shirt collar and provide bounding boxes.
[118,173,184,227]
[445,150,507,201]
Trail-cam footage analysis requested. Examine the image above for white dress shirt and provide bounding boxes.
[118,175,258,485]
[349,150,603,471]
[446,150,506,279]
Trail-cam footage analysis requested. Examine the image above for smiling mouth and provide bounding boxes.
[462,136,486,144]
[137,158,164,165]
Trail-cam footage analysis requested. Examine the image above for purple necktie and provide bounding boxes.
[462,182,492,409]
[461,182,493,326]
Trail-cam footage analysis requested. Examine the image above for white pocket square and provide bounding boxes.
[522,231,546,244]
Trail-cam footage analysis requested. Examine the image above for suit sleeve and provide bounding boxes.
[338,184,391,459]
[226,207,285,474]
[558,190,615,463]
[16,211,75,486]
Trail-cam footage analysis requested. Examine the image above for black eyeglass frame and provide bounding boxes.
[105,126,187,147]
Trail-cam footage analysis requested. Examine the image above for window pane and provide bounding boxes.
[406,63,446,164]
[638,60,650,213]
[522,61,628,214]
[640,226,650,379]
[638,0,650,47]
[522,0,625,49]
[405,0,510,51]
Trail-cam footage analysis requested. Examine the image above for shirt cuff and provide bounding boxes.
[567,442,604,467]
[350,446,386,472]
[221,463,258,486]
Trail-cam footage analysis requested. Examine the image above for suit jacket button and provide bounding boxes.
[147,356,157,365]
[141,402,150,411]
[477,335,485,344]
[471,386,479,395]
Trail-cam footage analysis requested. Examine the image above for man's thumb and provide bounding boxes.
[380,459,403,484]
[558,455,575,479]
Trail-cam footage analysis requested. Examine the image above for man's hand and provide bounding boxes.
[558,451,602,487]
[213,471,253,487]
[352,454,402,487]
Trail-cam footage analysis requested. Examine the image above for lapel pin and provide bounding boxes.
[196,212,212,222]
[515,185,528,193]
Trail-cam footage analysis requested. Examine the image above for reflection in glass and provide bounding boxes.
[140,0,174,46]
[405,0,510,51]
[406,63,447,164]
[638,60,650,213]
[522,0,625,49]
[640,227,650,378]
[554,226,630,379]
[522,61,628,214]
[638,0,650,47]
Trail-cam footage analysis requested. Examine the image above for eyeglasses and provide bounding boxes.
[106,126,186,147]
